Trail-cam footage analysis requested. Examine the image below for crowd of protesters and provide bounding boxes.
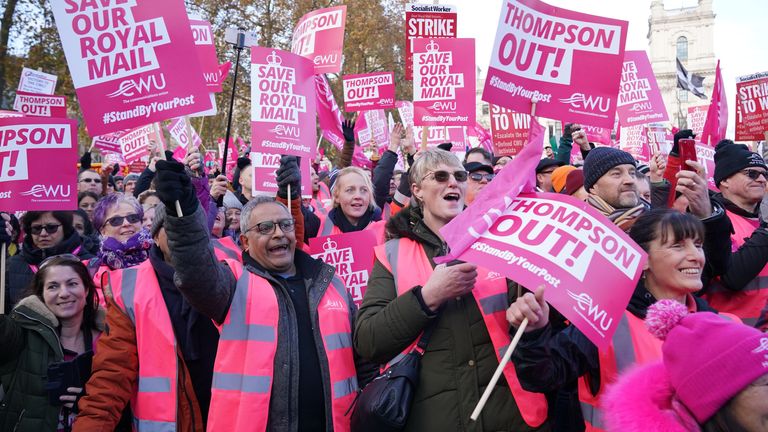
[2,119,768,432]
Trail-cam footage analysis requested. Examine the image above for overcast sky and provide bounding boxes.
[453,0,768,137]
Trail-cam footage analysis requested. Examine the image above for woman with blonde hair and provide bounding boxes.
[314,166,386,241]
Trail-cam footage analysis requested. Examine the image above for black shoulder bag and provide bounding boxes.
[349,321,437,432]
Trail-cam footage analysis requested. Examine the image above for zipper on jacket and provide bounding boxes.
[12,408,25,432]
[14,310,64,358]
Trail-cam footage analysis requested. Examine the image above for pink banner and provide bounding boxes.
[251,151,312,199]
[0,117,78,211]
[51,0,212,136]
[91,134,122,154]
[251,48,316,158]
[13,91,67,118]
[413,38,475,126]
[687,105,708,138]
[189,18,223,92]
[454,193,646,348]
[217,138,238,181]
[405,3,457,81]
[342,72,395,112]
[309,230,378,307]
[167,117,202,149]
[582,124,613,146]
[120,124,155,164]
[616,50,668,126]
[618,124,649,163]
[735,71,768,141]
[483,0,628,128]
[291,6,347,74]
[490,104,530,157]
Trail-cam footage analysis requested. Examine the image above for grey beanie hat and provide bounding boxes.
[150,203,166,238]
[583,147,637,191]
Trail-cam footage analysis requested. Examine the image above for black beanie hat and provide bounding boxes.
[236,157,252,170]
[713,140,767,186]
[583,146,637,191]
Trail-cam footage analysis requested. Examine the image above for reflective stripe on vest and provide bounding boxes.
[317,215,387,243]
[373,238,548,428]
[207,260,357,432]
[213,236,242,262]
[109,262,179,431]
[705,210,768,325]
[578,312,663,432]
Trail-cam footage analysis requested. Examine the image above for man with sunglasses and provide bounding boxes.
[77,169,103,195]
[150,157,371,431]
[702,140,768,326]
[463,161,496,205]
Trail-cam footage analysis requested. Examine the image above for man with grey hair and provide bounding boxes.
[75,203,222,430]
[152,156,371,431]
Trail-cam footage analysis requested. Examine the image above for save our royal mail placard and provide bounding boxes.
[310,230,378,308]
[616,50,668,127]
[51,0,212,136]
[342,72,395,112]
[251,48,317,159]
[413,38,475,126]
[0,117,79,211]
[483,0,628,128]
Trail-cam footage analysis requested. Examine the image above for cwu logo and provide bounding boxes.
[559,93,611,113]
[567,290,613,334]
[107,73,167,98]
[20,184,72,199]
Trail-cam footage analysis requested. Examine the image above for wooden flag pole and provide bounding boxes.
[470,318,528,421]
[421,126,428,152]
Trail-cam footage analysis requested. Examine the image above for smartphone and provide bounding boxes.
[678,138,697,171]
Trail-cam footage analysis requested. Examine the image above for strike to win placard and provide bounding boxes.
[0,117,79,211]
[51,0,212,136]
[483,0,628,128]
[490,105,530,157]
[405,3,457,80]
[735,71,768,141]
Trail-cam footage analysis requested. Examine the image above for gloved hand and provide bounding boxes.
[112,163,120,175]
[277,156,301,200]
[563,123,577,140]
[155,159,199,216]
[342,119,355,143]
[671,129,695,156]
[79,151,92,170]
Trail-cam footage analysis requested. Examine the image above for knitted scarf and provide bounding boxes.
[587,195,647,233]
[95,229,153,270]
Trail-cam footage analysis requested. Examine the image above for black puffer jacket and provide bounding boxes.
[4,231,93,313]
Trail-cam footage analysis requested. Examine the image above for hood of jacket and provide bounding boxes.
[602,361,700,432]
[384,204,446,252]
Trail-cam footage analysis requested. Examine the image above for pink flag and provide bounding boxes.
[471,122,494,154]
[438,117,545,262]
[701,60,728,146]
[314,74,371,168]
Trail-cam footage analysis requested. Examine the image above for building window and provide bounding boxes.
[678,88,688,102]
[676,36,688,61]
[482,104,489,115]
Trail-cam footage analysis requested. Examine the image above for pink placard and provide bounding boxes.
[51,0,212,136]
[0,110,24,119]
[17,68,57,95]
[0,117,79,211]
[13,91,67,118]
[413,38,476,126]
[490,104,530,157]
[646,124,672,156]
[616,51,668,126]
[619,124,649,163]
[167,117,202,149]
[217,138,238,181]
[342,72,395,112]
[354,109,390,150]
[189,18,222,92]
[309,230,378,308]
[119,124,155,164]
[735,71,768,141]
[405,3,457,81]
[456,193,646,348]
[483,0,628,128]
[251,48,317,158]
[251,151,312,199]
[582,124,613,146]
[687,105,708,138]
[291,6,347,74]
[696,143,717,191]
[92,134,122,154]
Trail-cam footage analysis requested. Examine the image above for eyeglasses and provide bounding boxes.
[30,223,62,235]
[469,172,496,182]
[38,253,80,271]
[104,213,142,227]
[422,170,468,183]
[742,169,768,181]
[79,178,102,184]
[246,218,296,236]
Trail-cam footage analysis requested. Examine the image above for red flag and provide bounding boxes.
[701,60,728,146]
[437,118,545,262]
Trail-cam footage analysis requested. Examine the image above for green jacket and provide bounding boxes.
[354,205,549,432]
[0,296,101,432]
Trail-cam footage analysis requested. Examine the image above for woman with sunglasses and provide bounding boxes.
[314,166,386,241]
[355,148,549,431]
[4,211,93,314]
[88,194,152,290]
[0,255,104,432]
